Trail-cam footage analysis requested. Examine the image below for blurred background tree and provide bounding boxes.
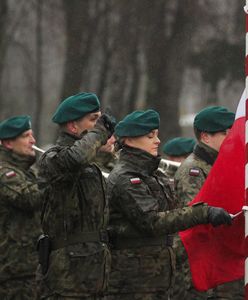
[0,0,245,145]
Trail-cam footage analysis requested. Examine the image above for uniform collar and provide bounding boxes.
[193,142,218,165]
[120,145,161,175]
[56,131,82,147]
[0,145,36,170]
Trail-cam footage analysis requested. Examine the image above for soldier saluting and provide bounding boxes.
[38,92,115,299]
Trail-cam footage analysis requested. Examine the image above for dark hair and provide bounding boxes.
[194,127,202,141]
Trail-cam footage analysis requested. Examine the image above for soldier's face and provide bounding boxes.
[124,129,160,156]
[3,129,36,157]
[74,111,101,135]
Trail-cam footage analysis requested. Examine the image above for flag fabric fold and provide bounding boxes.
[179,91,246,291]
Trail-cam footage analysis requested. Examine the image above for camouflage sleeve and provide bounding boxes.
[0,168,41,212]
[39,129,108,174]
[174,166,206,206]
[112,176,209,236]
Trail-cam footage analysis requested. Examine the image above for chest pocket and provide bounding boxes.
[143,175,173,211]
[143,176,163,199]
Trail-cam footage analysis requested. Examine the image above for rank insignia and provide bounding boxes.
[130,177,141,184]
[5,171,16,178]
[189,168,200,177]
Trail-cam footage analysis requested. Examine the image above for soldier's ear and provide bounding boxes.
[200,132,210,144]
[66,121,78,134]
[1,139,14,150]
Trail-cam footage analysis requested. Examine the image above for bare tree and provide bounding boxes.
[142,0,202,142]
[0,0,8,110]
[60,0,102,101]
[33,0,44,143]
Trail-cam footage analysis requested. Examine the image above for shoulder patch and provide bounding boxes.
[189,168,200,177]
[5,170,16,178]
[130,177,141,184]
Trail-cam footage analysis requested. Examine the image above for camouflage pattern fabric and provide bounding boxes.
[208,279,244,299]
[107,292,169,300]
[41,295,107,300]
[173,142,244,299]
[0,276,38,300]
[174,142,217,206]
[0,145,42,299]
[94,151,117,173]
[38,130,111,298]
[42,295,107,300]
[106,146,211,298]
[172,142,217,300]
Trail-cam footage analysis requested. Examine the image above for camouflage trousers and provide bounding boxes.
[172,237,244,300]
[107,292,170,300]
[42,296,106,300]
[0,276,38,300]
[208,279,244,299]
[172,236,208,300]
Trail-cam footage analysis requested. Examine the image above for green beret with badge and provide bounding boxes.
[115,109,160,137]
[194,106,235,132]
[52,92,100,124]
[162,137,196,156]
[0,115,32,140]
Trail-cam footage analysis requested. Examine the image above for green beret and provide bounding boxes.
[0,115,32,140]
[115,109,160,137]
[194,106,235,132]
[162,137,196,156]
[52,92,100,124]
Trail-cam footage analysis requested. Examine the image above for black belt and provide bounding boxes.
[51,230,109,251]
[113,235,173,249]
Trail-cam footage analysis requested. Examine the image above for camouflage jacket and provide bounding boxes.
[38,130,111,297]
[0,145,41,282]
[174,142,218,206]
[94,151,117,173]
[107,146,210,294]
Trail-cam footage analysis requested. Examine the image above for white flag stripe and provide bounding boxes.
[246,32,248,56]
[246,164,248,190]
[235,89,246,119]
[246,120,248,145]
[245,257,248,285]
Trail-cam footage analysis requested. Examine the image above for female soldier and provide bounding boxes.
[106,109,231,300]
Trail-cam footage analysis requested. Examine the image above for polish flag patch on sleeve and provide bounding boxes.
[189,168,200,177]
[5,170,16,178]
[130,177,141,184]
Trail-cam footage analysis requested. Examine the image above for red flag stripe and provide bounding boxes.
[246,4,248,297]
[246,280,248,300]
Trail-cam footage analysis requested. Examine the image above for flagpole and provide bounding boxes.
[245,2,248,299]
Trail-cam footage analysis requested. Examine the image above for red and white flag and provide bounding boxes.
[179,91,246,291]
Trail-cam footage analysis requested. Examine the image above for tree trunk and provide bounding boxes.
[144,0,200,143]
[0,0,8,115]
[34,0,43,143]
[61,0,100,101]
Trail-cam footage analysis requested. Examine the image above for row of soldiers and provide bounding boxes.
[0,92,242,300]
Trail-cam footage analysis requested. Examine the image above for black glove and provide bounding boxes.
[96,113,116,138]
[208,206,232,227]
